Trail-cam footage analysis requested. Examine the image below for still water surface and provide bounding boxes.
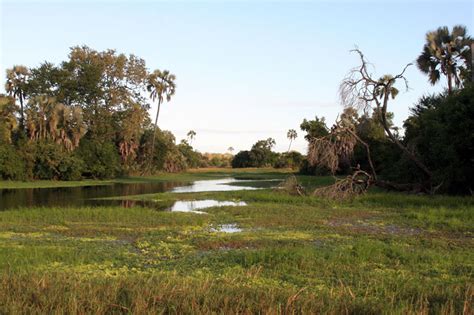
[0,178,278,211]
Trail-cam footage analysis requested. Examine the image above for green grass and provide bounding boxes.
[0,168,473,314]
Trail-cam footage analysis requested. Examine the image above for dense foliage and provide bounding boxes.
[298,86,474,194]
[297,25,473,195]
[232,138,304,169]
[0,46,203,180]
[404,86,474,194]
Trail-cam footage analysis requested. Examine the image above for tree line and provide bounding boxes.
[232,25,473,195]
[0,46,207,180]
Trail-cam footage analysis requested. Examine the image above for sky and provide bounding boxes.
[1,0,473,153]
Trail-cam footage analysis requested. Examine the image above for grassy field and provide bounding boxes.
[0,169,473,314]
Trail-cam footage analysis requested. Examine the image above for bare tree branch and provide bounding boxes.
[339,48,433,183]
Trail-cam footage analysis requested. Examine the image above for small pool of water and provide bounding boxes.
[171,178,274,193]
[169,200,247,214]
[211,223,242,233]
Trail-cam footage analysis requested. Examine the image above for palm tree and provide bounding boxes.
[0,95,18,143]
[146,69,176,162]
[187,130,196,145]
[228,146,234,154]
[26,96,85,150]
[417,25,472,94]
[118,103,146,163]
[5,65,30,129]
[287,129,297,152]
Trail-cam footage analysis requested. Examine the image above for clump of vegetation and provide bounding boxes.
[232,138,304,170]
[297,26,472,195]
[313,170,371,200]
[275,175,306,196]
[0,46,205,180]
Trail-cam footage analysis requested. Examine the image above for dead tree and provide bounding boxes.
[339,49,433,189]
[307,114,373,199]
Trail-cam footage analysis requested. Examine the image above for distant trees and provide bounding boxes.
[231,137,303,169]
[232,138,276,168]
[417,25,472,93]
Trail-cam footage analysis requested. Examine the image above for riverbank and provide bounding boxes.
[0,169,473,313]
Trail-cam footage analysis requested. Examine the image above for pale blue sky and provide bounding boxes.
[1,0,472,153]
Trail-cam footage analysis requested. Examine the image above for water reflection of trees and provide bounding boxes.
[0,181,187,210]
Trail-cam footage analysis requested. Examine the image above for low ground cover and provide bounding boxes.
[0,169,472,313]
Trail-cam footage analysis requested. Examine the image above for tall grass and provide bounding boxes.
[0,169,473,313]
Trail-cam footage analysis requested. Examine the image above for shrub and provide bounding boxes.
[0,144,25,180]
[274,151,304,169]
[76,138,121,179]
[403,86,474,194]
[232,150,254,168]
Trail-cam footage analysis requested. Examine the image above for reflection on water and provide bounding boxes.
[169,200,247,214]
[0,182,183,211]
[211,223,242,233]
[0,177,279,211]
[171,178,270,193]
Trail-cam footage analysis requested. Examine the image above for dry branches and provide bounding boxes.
[307,110,358,174]
[313,170,371,200]
[339,48,432,182]
[276,175,306,196]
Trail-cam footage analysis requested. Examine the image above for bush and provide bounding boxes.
[177,140,203,168]
[403,86,474,194]
[0,144,25,180]
[274,151,304,169]
[232,151,255,168]
[33,142,84,180]
[163,149,187,173]
[77,138,121,179]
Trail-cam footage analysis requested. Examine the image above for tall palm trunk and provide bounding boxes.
[149,98,162,167]
[447,71,453,94]
[287,139,293,153]
[19,94,25,130]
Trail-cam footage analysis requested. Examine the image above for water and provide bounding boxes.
[169,200,247,214]
[0,177,277,210]
[171,178,265,193]
[211,223,242,233]
[0,182,184,210]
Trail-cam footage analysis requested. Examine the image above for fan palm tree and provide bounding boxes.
[146,69,176,162]
[187,130,196,145]
[5,65,30,129]
[118,103,146,162]
[0,95,18,143]
[25,96,85,150]
[417,25,472,94]
[287,129,297,152]
[228,146,234,154]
